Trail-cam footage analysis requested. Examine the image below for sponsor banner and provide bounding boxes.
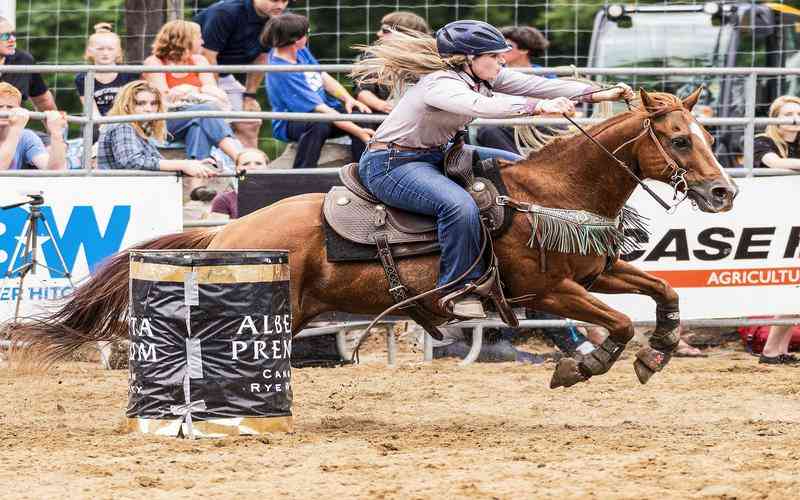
[0,177,182,320]
[597,176,800,320]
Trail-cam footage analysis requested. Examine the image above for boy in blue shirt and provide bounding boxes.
[0,82,66,170]
[262,13,374,168]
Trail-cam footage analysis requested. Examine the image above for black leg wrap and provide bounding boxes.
[550,338,626,389]
[650,304,681,342]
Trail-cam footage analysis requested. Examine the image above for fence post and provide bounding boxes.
[81,70,95,174]
[386,326,396,366]
[743,72,757,177]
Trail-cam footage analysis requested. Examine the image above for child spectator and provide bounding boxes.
[354,12,430,116]
[144,20,242,200]
[753,95,800,170]
[209,148,270,220]
[95,79,218,180]
[263,13,374,169]
[75,23,139,117]
[0,82,66,170]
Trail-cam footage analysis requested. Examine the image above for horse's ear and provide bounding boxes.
[639,88,657,112]
[682,86,703,111]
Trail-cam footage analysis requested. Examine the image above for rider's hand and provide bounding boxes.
[6,107,30,128]
[534,97,576,116]
[592,83,635,103]
[182,160,219,179]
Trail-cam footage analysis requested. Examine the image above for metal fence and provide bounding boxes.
[1,64,800,176]
[3,63,800,366]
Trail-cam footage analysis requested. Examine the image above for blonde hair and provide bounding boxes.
[352,29,468,93]
[235,148,268,166]
[107,80,166,142]
[0,82,22,104]
[85,22,123,64]
[152,20,200,63]
[761,95,800,158]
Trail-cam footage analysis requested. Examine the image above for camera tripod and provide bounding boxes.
[1,193,74,322]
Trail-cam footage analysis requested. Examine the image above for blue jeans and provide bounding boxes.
[167,103,234,159]
[358,144,521,288]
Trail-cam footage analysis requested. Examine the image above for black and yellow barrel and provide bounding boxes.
[126,250,292,438]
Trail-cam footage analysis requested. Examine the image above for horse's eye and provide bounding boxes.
[671,137,691,150]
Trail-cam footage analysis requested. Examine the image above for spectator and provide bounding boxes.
[209,148,270,220]
[263,13,374,169]
[0,16,57,111]
[75,23,139,117]
[354,12,430,117]
[96,79,218,180]
[476,25,552,154]
[753,95,800,170]
[144,20,242,200]
[759,319,799,365]
[195,0,290,148]
[0,83,66,170]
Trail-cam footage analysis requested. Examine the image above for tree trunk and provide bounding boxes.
[124,0,166,64]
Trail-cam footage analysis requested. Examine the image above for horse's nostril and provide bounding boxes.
[711,186,730,200]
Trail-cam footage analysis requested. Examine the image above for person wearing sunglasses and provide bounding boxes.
[0,17,57,112]
[354,12,431,116]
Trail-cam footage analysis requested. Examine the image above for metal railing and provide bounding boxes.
[0,64,799,177]
[3,64,799,367]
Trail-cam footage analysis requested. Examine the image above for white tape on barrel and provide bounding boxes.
[186,338,204,379]
[184,270,199,306]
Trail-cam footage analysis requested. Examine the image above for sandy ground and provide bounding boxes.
[1,338,798,500]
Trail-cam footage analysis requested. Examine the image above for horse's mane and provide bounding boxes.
[523,92,685,165]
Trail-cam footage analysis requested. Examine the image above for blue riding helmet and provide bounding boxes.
[435,20,512,56]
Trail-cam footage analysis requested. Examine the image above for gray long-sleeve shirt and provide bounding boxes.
[372,68,592,149]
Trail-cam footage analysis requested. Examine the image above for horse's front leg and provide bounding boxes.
[531,279,634,389]
[588,259,680,384]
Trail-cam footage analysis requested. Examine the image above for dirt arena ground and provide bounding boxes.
[1,337,798,500]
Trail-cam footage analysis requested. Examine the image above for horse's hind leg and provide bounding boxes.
[588,259,681,384]
[530,279,634,389]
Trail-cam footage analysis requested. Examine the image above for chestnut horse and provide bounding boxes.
[13,89,737,387]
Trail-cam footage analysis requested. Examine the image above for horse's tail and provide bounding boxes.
[7,229,218,365]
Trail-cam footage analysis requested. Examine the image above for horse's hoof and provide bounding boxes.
[633,359,655,384]
[549,357,587,389]
[633,346,671,384]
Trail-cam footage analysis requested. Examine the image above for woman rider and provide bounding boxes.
[353,20,635,319]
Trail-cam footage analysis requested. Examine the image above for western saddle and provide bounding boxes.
[322,142,519,340]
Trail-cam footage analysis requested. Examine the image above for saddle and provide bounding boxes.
[321,142,519,340]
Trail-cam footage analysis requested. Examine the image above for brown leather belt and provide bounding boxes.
[368,141,443,153]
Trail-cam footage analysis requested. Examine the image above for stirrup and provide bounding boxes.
[451,295,486,319]
[438,285,486,319]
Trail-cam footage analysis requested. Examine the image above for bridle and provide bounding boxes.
[564,91,690,212]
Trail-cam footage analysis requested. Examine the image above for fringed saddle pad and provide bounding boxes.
[525,205,648,257]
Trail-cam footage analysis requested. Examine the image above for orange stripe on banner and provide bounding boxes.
[648,267,800,288]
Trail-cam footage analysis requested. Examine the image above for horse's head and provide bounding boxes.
[635,88,738,212]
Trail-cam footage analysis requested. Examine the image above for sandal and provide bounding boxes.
[759,354,783,365]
